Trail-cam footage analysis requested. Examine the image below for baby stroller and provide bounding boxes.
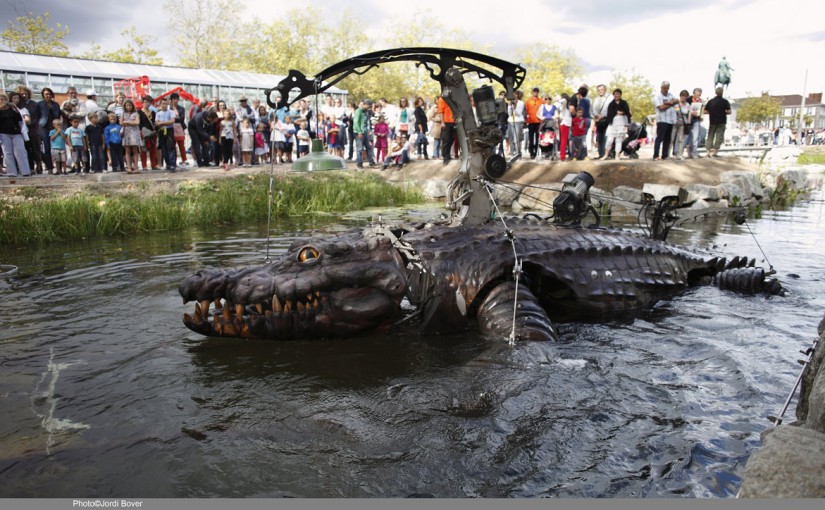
[609,121,648,159]
[538,118,556,160]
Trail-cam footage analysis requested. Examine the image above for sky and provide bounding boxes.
[7,0,825,99]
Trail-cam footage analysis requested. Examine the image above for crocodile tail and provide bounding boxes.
[713,267,784,296]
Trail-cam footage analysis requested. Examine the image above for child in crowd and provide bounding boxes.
[48,119,68,175]
[240,118,254,167]
[220,109,235,170]
[327,116,342,157]
[315,112,328,150]
[373,115,389,162]
[382,133,410,170]
[270,116,286,164]
[121,99,141,173]
[571,107,587,161]
[86,113,106,174]
[254,122,268,164]
[65,116,88,174]
[104,112,125,172]
[296,120,310,158]
[283,116,296,163]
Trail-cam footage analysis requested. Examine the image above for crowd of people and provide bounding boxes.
[2,82,823,178]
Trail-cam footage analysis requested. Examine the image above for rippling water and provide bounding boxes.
[0,196,823,498]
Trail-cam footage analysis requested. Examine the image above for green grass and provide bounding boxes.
[796,153,825,165]
[0,173,424,245]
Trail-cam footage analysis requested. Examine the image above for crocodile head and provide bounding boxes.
[179,231,408,339]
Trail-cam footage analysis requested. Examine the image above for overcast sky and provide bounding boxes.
[7,0,824,98]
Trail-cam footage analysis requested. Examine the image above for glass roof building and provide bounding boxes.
[0,50,347,107]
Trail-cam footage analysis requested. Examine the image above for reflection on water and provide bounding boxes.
[0,197,823,498]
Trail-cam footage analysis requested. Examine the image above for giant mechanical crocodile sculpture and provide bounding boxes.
[179,218,782,342]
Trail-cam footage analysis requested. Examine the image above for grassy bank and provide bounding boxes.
[0,173,424,245]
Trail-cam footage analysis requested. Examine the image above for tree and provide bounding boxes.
[513,43,584,97]
[608,70,655,121]
[164,0,243,69]
[0,11,69,56]
[80,26,163,65]
[735,92,782,126]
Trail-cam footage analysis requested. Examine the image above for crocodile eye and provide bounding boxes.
[297,246,320,263]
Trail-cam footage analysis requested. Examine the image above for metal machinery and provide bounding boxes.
[264,47,526,226]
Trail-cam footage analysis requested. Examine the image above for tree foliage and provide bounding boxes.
[736,92,782,126]
[0,11,69,56]
[609,70,655,121]
[164,0,241,69]
[514,44,584,98]
[80,26,163,65]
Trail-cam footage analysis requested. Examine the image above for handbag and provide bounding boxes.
[141,127,154,138]
[173,123,185,141]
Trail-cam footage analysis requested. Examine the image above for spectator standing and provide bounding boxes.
[104,112,125,173]
[84,89,101,126]
[61,86,85,129]
[373,115,389,162]
[687,88,704,158]
[507,90,525,158]
[64,116,88,173]
[169,93,188,167]
[396,97,415,139]
[108,92,126,121]
[557,93,572,161]
[353,100,376,168]
[294,120,309,160]
[591,84,610,159]
[37,87,61,173]
[576,86,591,158]
[282,115,296,164]
[495,90,508,156]
[525,87,543,159]
[327,115,342,157]
[571,108,587,160]
[653,81,677,160]
[138,96,158,170]
[240,118,254,166]
[270,115,286,164]
[8,92,32,172]
[0,93,30,177]
[154,98,177,172]
[345,102,357,160]
[85,112,105,174]
[413,96,429,160]
[428,98,442,159]
[703,86,731,158]
[604,89,631,159]
[48,119,68,175]
[121,100,141,173]
[672,90,691,159]
[220,109,235,170]
[18,86,42,174]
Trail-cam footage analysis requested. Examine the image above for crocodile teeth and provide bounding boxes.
[313,299,319,309]
[284,301,292,313]
[255,303,263,314]
[235,304,245,318]
[307,293,313,302]
[297,301,305,312]
[222,305,231,320]
[200,300,210,315]
[273,295,282,312]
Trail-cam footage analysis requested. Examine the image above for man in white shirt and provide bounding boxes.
[653,81,677,160]
[591,84,610,159]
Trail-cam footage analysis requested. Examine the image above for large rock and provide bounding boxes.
[718,182,744,203]
[685,183,723,202]
[612,185,644,204]
[739,426,825,498]
[494,183,526,207]
[515,186,559,211]
[420,179,449,199]
[720,171,764,200]
[776,169,809,191]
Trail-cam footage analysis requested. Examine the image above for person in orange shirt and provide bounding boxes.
[437,95,456,165]
[525,86,544,159]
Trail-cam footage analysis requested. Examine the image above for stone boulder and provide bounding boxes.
[685,183,723,202]
[494,183,526,207]
[612,185,644,204]
[420,179,449,199]
[776,169,809,191]
[739,426,825,498]
[718,182,744,203]
[720,171,764,200]
[514,186,559,211]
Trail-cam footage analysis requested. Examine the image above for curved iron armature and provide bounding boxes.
[264,47,526,109]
